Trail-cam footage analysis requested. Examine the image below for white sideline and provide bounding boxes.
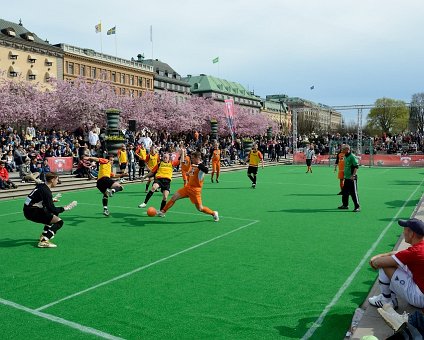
[36,218,259,311]
[0,297,123,340]
[301,177,424,339]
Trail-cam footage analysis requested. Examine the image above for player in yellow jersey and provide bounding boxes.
[246,143,264,189]
[144,146,160,192]
[157,151,219,222]
[138,153,180,211]
[89,155,127,216]
[210,142,221,183]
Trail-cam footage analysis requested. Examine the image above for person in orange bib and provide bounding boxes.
[144,146,160,192]
[180,146,191,186]
[156,151,219,222]
[210,142,221,183]
[246,143,264,188]
[334,144,346,195]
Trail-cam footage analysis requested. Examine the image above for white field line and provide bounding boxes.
[78,202,256,221]
[36,218,259,311]
[0,297,124,340]
[301,177,424,339]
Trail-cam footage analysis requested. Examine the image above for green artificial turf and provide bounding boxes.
[1,165,423,339]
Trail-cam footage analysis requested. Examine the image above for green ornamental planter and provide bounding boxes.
[267,127,273,140]
[210,120,218,141]
[243,139,254,154]
[106,109,121,130]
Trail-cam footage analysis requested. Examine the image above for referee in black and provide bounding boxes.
[23,172,77,248]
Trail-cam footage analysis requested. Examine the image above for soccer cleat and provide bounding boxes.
[252,183,256,189]
[213,211,219,222]
[138,203,147,208]
[103,209,110,217]
[338,205,349,209]
[353,207,361,212]
[216,179,219,183]
[211,178,214,183]
[106,188,115,197]
[156,210,165,218]
[369,294,394,308]
[377,304,408,331]
[337,191,343,195]
[38,240,57,248]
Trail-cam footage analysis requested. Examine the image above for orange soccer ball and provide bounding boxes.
[147,207,157,217]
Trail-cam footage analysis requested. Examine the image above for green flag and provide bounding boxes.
[212,57,219,64]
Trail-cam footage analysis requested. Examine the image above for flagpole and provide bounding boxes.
[150,25,153,59]
[99,21,103,54]
[115,26,117,57]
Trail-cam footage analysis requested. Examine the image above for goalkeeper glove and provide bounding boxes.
[64,201,78,211]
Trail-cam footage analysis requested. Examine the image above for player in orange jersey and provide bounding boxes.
[210,142,221,183]
[246,143,264,188]
[156,151,219,222]
[334,144,346,195]
[138,152,180,211]
[180,146,191,186]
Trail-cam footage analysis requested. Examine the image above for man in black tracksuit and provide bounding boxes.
[338,145,360,212]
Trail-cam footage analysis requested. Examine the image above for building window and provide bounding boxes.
[120,74,125,84]
[28,55,36,63]
[138,77,143,87]
[91,67,96,79]
[67,62,74,75]
[111,72,116,82]
[146,79,151,89]
[45,58,53,66]
[80,65,85,76]
[9,51,18,60]
[130,75,134,85]
[29,74,36,80]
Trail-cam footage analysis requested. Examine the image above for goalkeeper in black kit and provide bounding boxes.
[23,172,77,248]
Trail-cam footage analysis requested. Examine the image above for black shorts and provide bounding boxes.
[23,206,53,225]
[306,159,312,166]
[119,163,127,170]
[154,178,171,192]
[138,160,146,167]
[97,177,116,194]
[247,166,258,175]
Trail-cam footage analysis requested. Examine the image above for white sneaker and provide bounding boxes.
[377,304,409,331]
[106,188,115,197]
[156,211,165,218]
[103,209,110,217]
[138,202,147,208]
[369,294,393,308]
[38,240,57,248]
[213,211,219,222]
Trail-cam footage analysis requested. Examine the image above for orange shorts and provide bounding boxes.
[176,186,202,205]
[338,171,344,180]
[212,161,220,172]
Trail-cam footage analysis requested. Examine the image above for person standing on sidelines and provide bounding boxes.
[334,144,345,195]
[305,143,315,173]
[127,144,137,181]
[23,172,77,248]
[144,146,160,192]
[338,144,360,212]
[156,151,219,222]
[90,155,127,216]
[117,144,128,182]
[135,143,147,178]
[138,152,180,211]
[210,142,221,183]
[246,143,264,189]
[368,218,424,309]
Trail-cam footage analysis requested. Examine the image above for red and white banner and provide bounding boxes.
[46,157,73,173]
[224,99,236,141]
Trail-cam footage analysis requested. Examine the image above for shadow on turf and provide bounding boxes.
[274,312,352,338]
[384,199,419,208]
[270,208,350,213]
[289,193,337,197]
[0,238,37,248]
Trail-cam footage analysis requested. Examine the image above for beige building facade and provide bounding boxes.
[0,19,62,87]
[56,44,155,97]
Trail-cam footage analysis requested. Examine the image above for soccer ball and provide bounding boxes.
[147,207,157,217]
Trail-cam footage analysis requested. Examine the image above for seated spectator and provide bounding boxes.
[4,150,16,172]
[0,160,18,189]
[40,159,51,182]
[74,155,95,180]
[20,158,42,184]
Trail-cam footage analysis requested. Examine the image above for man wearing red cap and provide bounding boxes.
[368,218,424,309]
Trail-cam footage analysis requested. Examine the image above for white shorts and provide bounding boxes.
[390,258,424,308]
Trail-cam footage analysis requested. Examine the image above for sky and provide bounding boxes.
[3,0,424,123]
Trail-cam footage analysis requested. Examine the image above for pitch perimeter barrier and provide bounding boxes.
[293,152,424,167]
[46,157,73,174]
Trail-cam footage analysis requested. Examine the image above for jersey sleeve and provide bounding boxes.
[98,158,109,164]
[42,186,65,215]
[197,163,209,174]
